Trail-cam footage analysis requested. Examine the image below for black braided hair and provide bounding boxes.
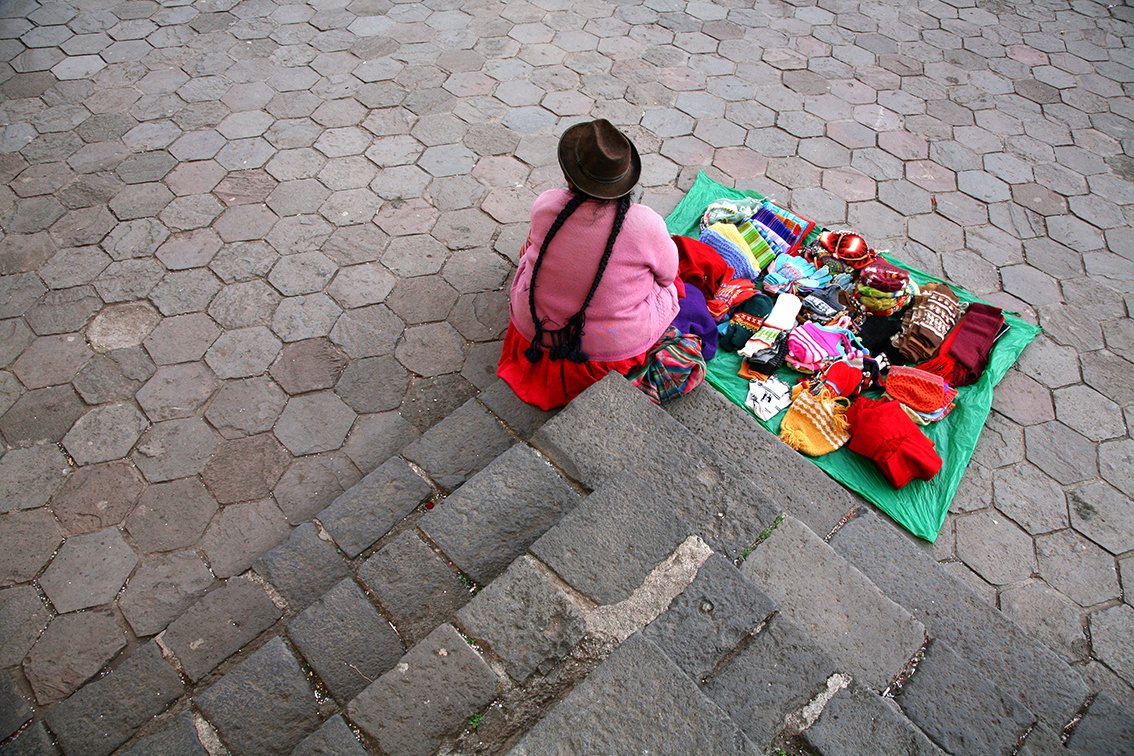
[525,193,632,364]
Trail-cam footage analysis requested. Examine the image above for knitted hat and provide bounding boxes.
[821,359,863,398]
[858,315,907,365]
[720,293,775,352]
[847,396,942,489]
[705,276,757,322]
[883,365,957,414]
[779,382,851,457]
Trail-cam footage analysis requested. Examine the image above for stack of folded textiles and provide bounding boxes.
[892,282,960,362]
[700,222,762,281]
[855,258,916,316]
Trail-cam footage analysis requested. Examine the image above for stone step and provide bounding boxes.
[740,514,926,694]
[51,385,561,754]
[662,380,1132,751]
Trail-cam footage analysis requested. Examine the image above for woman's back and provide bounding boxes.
[509,188,679,362]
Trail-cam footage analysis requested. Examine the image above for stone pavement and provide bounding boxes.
[0,0,1131,752]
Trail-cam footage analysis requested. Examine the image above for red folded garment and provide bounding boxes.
[847,396,942,489]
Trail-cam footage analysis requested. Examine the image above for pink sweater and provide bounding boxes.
[509,189,680,361]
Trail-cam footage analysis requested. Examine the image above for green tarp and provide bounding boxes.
[665,172,1041,542]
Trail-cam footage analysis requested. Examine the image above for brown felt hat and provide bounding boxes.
[558,119,641,200]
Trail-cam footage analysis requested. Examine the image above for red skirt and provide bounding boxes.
[496,323,648,411]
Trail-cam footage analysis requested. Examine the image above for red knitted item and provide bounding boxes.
[918,304,1004,386]
[674,234,735,301]
[847,397,942,489]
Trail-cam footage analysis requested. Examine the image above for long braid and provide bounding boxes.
[525,191,586,363]
[551,195,631,362]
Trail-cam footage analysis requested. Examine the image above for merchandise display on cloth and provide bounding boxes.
[893,282,961,362]
[745,375,792,420]
[665,172,1041,543]
[779,381,851,457]
[700,223,762,281]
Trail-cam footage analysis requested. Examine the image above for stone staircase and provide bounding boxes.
[15,375,1132,755]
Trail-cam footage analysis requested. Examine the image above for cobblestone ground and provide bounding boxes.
[0,0,1132,746]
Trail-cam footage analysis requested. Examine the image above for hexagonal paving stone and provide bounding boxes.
[49,459,145,535]
[394,322,465,378]
[326,263,396,310]
[210,241,279,284]
[23,609,126,704]
[204,376,288,440]
[199,498,291,578]
[1,385,85,447]
[208,280,281,329]
[268,252,337,296]
[270,294,343,343]
[1024,421,1097,484]
[1089,604,1134,686]
[335,355,409,414]
[1052,385,1126,442]
[205,326,282,379]
[202,433,291,505]
[87,301,161,353]
[992,462,1068,535]
[132,417,220,484]
[126,476,218,554]
[1035,529,1121,608]
[101,218,170,262]
[40,528,138,614]
[270,339,348,395]
[11,334,92,390]
[214,204,279,243]
[955,509,1036,586]
[155,228,223,270]
[0,508,64,584]
[330,304,405,358]
[0,586,48,667]
[118,550,214,637]
[274,391,356,455]
[1068,481,1134,556]
[142,313,220,365]
[137,363,219,422]
[63,403,149,466]
[386,276,459,325]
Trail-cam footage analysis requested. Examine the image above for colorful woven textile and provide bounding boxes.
[628,326,707,405]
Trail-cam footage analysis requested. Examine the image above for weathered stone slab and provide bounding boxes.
[293,715,366,756]
[401,398,516,491]
[898,639,1035,754]
[0,720,56,755]
[514,633,754,754]
[203,376,287,439]
[273,452,359,523]
[829,510,1087,728]
[318,457,431,558]
[119,551,214,637]
[40,527,138,613]
[125,477,218,553]
[803,684,944,756]
[704,613,839,746]
[742,516,925,691]
[1068,481,1134,556]
[161,577,282,681]
[1065,692,1134,754]
[273,390,356,455]
[201,433,290,504]
[0,508,64,586]
[63,402,149,466]
[43,642,183,756]
[0,443,71,513]
[666,385,858,536]
[1089,604,1134,686]
[358,531,471,645]
[254,523,349,612]
[195,637,322,754]
[288,578,404,704]
[49,459,145,534]
[346,623,498,756]
[199,498,290,578]
[119,711,206,756]
[644,552,776,683]
[476,378,556,440]
[24,609,126,704]
[0,668,33,740]
[0,585,49,668]
[420,444,580,584]
[132,417,220,483]
[457,556,586,683]
[1035,529,1121,607]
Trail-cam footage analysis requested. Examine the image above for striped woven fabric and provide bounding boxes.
[629,326,707,405]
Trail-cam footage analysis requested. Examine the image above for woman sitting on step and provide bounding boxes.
[497,119,681,410]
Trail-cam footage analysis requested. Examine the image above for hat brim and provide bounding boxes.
[558,121,641,200]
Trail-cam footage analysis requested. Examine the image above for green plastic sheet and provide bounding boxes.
[665,172,1041,542]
